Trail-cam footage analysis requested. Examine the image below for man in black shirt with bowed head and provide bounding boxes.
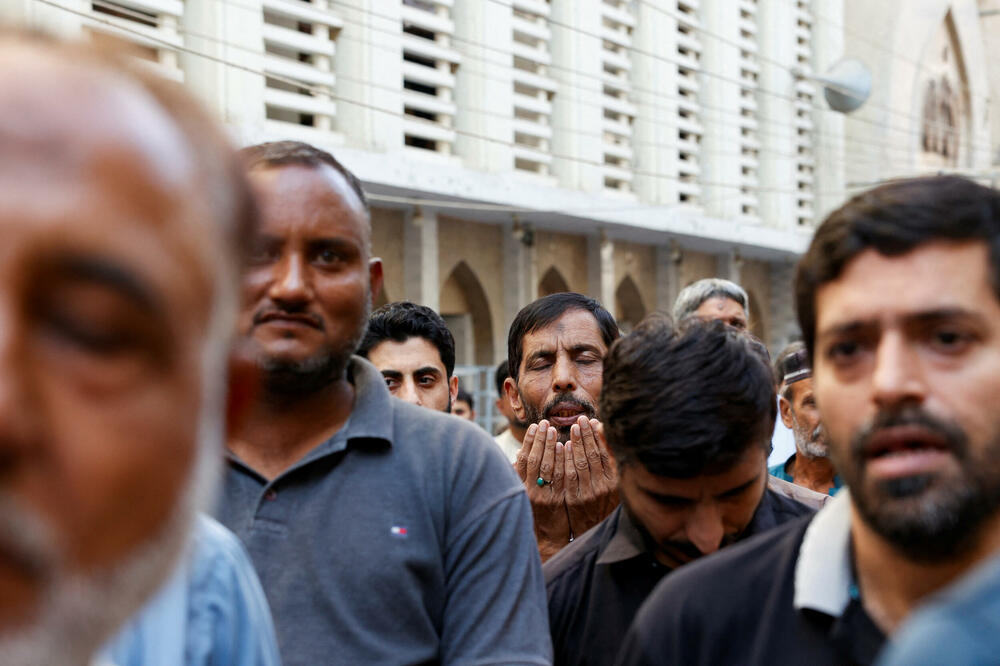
[544,315,812,665]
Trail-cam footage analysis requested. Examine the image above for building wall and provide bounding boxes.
[679,250,718,290]
[843,0,993,189]
[18,0,1000,362]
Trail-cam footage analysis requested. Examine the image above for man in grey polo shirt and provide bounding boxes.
[216,140,551,665]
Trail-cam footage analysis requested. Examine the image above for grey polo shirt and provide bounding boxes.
[216,356,552,666]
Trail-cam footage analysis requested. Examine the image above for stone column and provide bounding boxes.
[768,261,799,351]
[631,1,679,204]
[655,243,682,313]
[335,0,404,152]
[588,232,615,312]
[716,250,743,284]
[757,0,797,229]
[811,0,845,220]
[502,220,536,336]
[549,0,604,193]
[698,1,743,219]
[452,0,513,171]
[403,208,440,310]
[183,0,265,131]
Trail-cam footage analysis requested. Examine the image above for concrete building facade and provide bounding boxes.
[6,0,1000,372]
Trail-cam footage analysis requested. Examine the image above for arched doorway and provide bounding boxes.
[615,275,646,333]
[538,266,571,297]
[439,261,494,366]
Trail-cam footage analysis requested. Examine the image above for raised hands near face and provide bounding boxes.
[516,420,571,560]
[564,417,619,534]
[515,416,618,561]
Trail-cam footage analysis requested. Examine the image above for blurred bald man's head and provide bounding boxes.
[0,30,255,664]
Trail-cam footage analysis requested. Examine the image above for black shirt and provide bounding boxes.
[617,515,886,666]
[544,488,814,666]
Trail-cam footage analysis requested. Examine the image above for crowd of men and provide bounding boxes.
[4,30,1000,666]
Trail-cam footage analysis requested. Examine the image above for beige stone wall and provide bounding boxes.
[679,249,717,288]
[438,215,506,364]
[370,207,405,305]
[533,230,589,295]
[740,259,772,343]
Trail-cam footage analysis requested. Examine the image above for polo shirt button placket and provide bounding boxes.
[264,489,277,502]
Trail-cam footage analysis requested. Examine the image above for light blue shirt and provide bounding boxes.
[100,514,281,666]
[876,552,1000,666]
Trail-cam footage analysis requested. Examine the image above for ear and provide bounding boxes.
[778,394,795,429]
[368,257,384,306]
[225,346,259,441]
[448,375,459,407]
[504,376,527,422]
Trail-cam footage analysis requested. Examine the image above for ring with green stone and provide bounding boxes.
[537,477,549,487]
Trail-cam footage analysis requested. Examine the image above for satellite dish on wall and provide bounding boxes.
[811,58,872,113]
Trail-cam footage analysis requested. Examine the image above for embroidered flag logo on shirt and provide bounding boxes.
[390,525,408,537]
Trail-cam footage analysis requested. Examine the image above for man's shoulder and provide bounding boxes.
[389,400,514,467]
[642,513,811,619]
[543,509,617,586]
[765,482,825,518]
[391,399,492,447]
[188,514,268,599]
[385,400,525,518]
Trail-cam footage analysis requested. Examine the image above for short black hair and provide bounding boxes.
[796,175,1000,359]
[601,314,776,478]
[239,140,369,211]
[456,387,474,410]
[357,301,456,377]
[507,293,619,382]
[495,360,510,398]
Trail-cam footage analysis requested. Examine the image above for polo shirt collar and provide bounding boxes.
[339,355,395,446]
[793,489,854,617]
[228,355,395,473]
[596,506,649,565]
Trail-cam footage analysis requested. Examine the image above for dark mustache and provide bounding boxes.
[851,406,967,459]
[253,306,325,331]
[542,395,596,418]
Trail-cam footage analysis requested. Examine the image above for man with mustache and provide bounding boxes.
[0,31,277,665]
[503,293,621,561]
[217,140,551,665]
[544,316,813,666]
[769,342,843,495]
[619,175,1000,666]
